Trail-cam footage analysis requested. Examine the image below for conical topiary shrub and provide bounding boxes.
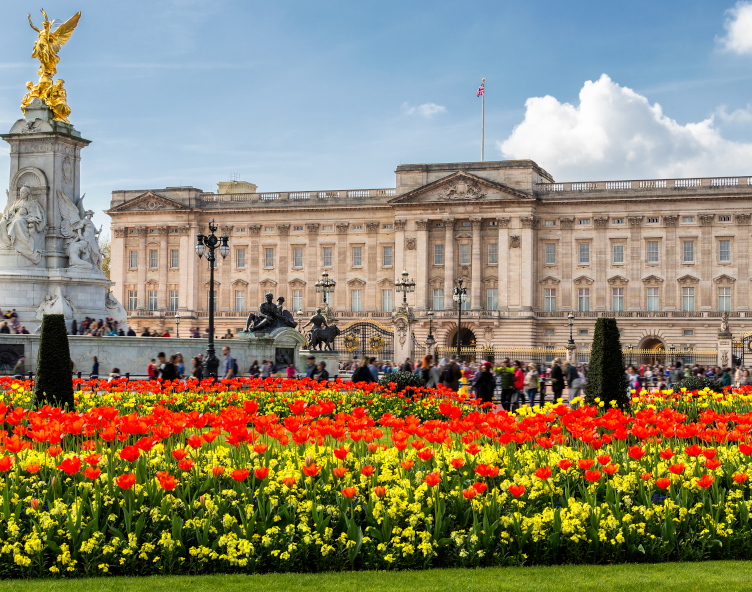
[34,314,74,409]
[584,317,629,410]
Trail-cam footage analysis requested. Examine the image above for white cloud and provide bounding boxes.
[719,2,752,55]
[402,102,447,118]
[498,74,752,181]
[717,104,752,123]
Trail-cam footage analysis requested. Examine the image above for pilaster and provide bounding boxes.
[471,218,482,310]
[443,218,455,310]
[416,219,429,310]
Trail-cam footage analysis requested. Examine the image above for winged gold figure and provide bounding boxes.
[28,9,81,83]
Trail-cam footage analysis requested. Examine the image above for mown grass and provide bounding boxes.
[4,561,752,592]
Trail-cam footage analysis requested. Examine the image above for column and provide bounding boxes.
[415,219,429,310]
[628,216,643,310]
[593,217,608,310]
[111,227,126,303]
[560,218,575,310]
[306,224,320,309]
[219,225,234,311]
[444,218,455,310]
[366,222,379,310]
[497,217,509,310]
[664,216,678,310]
[157,226,169,310]
[249,225,261,311]
[277,224,290,306]
[184,224,196,313]
[394,220,406,274]
[520,216,537,312]
[736,214,750,310]
[699,214,714,310]
[471,218,482,310]
[335,223,349,311]
[137,226,147,310]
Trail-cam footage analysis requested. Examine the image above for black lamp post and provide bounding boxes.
[315,270,336,305]
[395,268,416,305]
[670,343,675,367]
[452,279,468,361]
[567,312,575,346]
[174,311,180,339]
[195,220,229,379]
[426,309,435,349]
[628,344,633,366]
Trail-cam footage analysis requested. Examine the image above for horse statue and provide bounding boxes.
[309,324,341,351]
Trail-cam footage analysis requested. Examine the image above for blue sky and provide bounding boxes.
[1,0,752,232]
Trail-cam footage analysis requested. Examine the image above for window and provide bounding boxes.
[488,220,498,227]
[148,290,158,311]
[579,329,589,336]
[684,329,694,336]
[612,218,625,225]
[351,289,363,312]
[460,244,471,265]
[647,287,659,311]
[149,250,158,268]
[612,287,624,311]
[264,247,274,268]
[383,245,393,267]
[434,244,444,266]
[719,240,731,262]
[383,224,393,230]
[129,250,138,269]
[236,248,246,268]
[647,241,659,263]
[545,220,556,227]
[647,217,659,224]
[486,288,498,311]
[292,290,303,312]
[544,288,556,312]
[719,287,731,311]
[169,290,178,311]
[128,290,138,311]
[170,249,179,269]
[578,243,590,264]
[352,224,363,230]
[545,243,556,265]
[382,289,393,312]
[683,241,694,263]
[352,246,363,267]
[434,222,444,228]
[265,226,274,232]
[682,287,695,312]
[208,290,217,311]
[545,329,555,335]
[682,216,694,223]
[719,215,731,222]
[578,288,590,312]
[322,225,333,231]
[578,219,590,226]
[612,242,624,264]
[488,243,498,265]
[293,247,303,268]
[461,221,470,227]
[293,226,304,231]
[322,247,332,267]
[235,290,246,312]
[433,288,444,310]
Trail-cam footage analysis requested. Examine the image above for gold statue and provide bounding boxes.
[28,9,81,82]
[22,9,80,123]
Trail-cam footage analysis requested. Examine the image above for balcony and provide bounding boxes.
[198,188,397,207]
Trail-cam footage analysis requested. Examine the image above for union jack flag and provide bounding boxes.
[477,82,484,97]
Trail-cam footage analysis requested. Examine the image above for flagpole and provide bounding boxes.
[481,78,485,162]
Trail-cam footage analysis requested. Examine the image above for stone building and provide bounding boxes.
[108,160,752,357]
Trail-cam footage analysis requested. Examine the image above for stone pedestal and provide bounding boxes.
[565,343,576,363]
[239,327,307,373]
[718,333,733,368]
[392,306,415,367]
[0,100,124,330]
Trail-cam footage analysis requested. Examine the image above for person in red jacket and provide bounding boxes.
[513,360,525,411]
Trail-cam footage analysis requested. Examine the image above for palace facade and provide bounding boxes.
[108,160,752,355]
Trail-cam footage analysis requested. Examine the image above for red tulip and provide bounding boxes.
[578,459,595,470]
[584,469,601,482]
[302,463,320,477]
[3,435,24,454]
[733,472,749,484]
[534,466,552,480]
[57,456,81,476]
[628,446,646,460]
[26,463,40,474]
[333,446,350,460]
[158,475,178,491]
[0,456,13,472]
[231,469,249,482]
[401,460,415,470]
[254,467,269,480]
[417,448,434,462]
[659,448,675,460]
[603,463,619,475]
[668,463,685,475]
[84,467,101,480]
[177,459,195,471]
[640,472,653,481]
[702,448,717,460]
[332,467,348,478]
[116,473,136,490]
[172,448,189,461]
[705,459,722,470]
[212,466,225,476]
[740,443,752,456]
[450,457,465,469]
[684,444,702,457]
[30,499,39,511]
[464,444,481,456]
[253,443,268,454]
[655,477,671,489]
[596,454,611,466]
[558,459,573,470]
[374,485,386,498]
[360,465,375,477]
[186,434,204,449]
[119,445,141,463]
[423,471,441,487]
[341,486,357,499]
[83,453,101,467]
[282,476,297,488]
[472,482,487,493]
[696,474,714,489]
[47,446,62,458]
[508,484,525,497]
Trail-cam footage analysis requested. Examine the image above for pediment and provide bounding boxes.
[573,275,595,286]
[388,171,534,204]
[714,274,736,284]
[231,278,249,286]
[259,279,278,288]
[110,191,190,212]
[641,274,664,283]
[677,274,700,285]
[347,277,367,287]
[539,275,561,285]
[607,275,629,285]
[378,277,395,286]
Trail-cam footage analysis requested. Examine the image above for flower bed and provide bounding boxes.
[0,379,751,576]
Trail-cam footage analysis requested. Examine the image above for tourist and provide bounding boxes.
[425,356,441,388]
[564,360,581,405]
[474,361,496,409]
[735,366,743,386]
[126,326,136,336]
[352,358,375,383]
[249,360,260,377]
[222,330,233,339]
[91,356,99,378]
[162,329,171,337]
[109,367,121,380]
[741,369,752,387]
[314,361,329,382]
[721,367,732,388]
[669,361,683,387]
[175,353,185,378]
[440,355,462,392]
[157,352,167,377]
[12,355,25,379]
[419,355,433,384]
[221,346,236,379]
[498,358,516,411]
[626,366,640,393]
[260,360,271,378]
[161,355,178,381]
[524,363,540,407]
[191,357,204,381]
[401,358,412,373]
[141,327,151,337]
[368,357,379,382]
[550,358,564,402]
[304,356,316,379]
[0,322,9,334]
[285,364,296,378]
[513,360,525,411]
[70,319,77,335]
[19,326,29,335]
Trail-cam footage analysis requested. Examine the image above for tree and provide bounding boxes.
[99,233,111,279]
[34,314,74,409]
[584,317,629,410]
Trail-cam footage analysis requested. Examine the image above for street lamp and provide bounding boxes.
[567,312,575,346]
[628,343,633,366]
[174,311,180,339]
[315,270,336,305]
[426,309,435,348]
[452,279,468,361]
[296,310,303,333]
[669,343,675,367]
[395,268,416,305]
[195,220,229,379]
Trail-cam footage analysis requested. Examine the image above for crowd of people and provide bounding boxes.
[0,309,29,335]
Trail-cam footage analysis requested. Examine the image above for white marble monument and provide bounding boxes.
[0,98,124,330]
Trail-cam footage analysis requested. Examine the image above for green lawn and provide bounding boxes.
[5,562,752,592]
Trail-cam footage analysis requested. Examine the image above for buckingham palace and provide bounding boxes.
[107,159,752,356]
